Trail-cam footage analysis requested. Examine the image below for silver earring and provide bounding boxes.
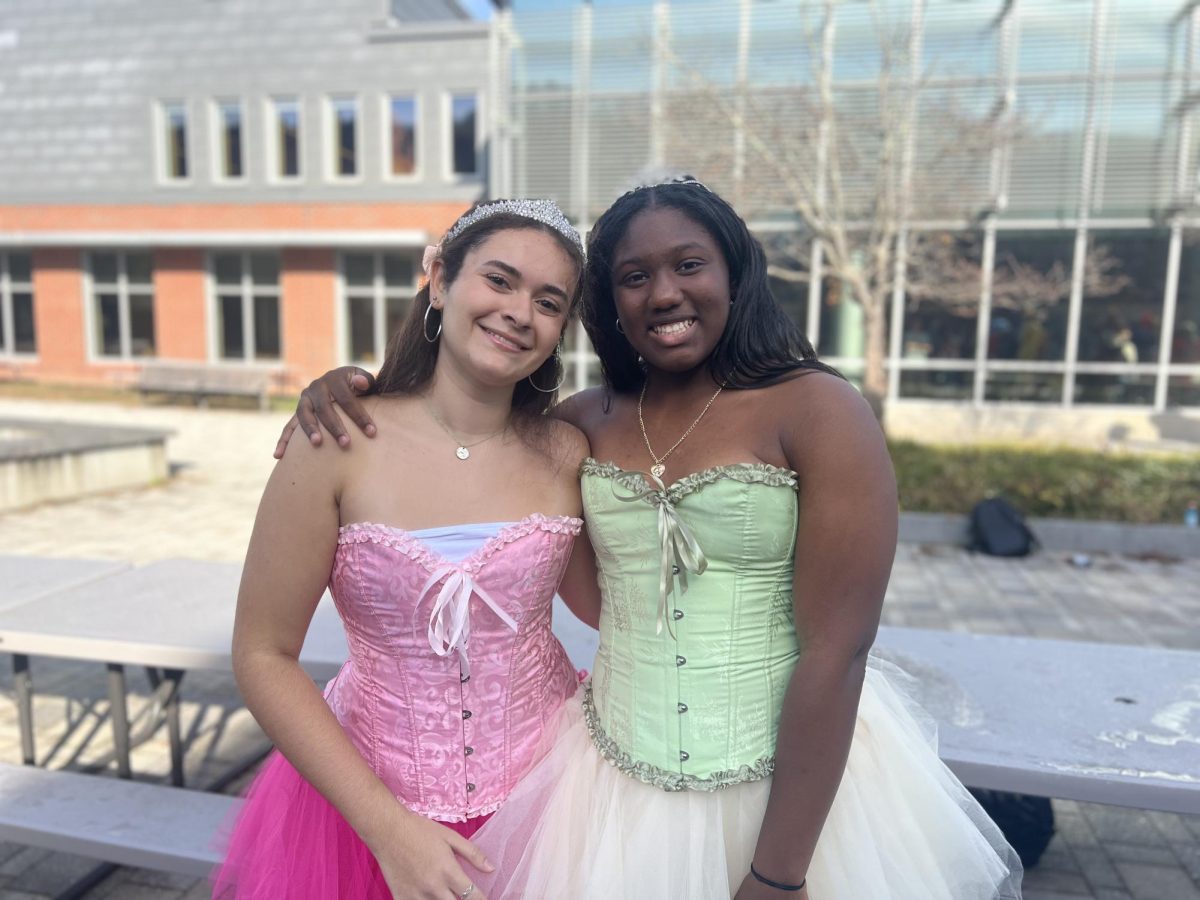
[528,356,566,393]
[615,317,625,335]
[423,303,442,343]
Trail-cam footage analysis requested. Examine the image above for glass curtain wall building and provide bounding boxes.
[492,0,1200,411]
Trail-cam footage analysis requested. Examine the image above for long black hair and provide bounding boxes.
[376,202,585,418]
[583,180,841,394]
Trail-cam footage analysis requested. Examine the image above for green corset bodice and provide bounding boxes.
[581,458,800,791]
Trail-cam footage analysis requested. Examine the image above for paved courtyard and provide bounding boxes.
[0,396,1197,899]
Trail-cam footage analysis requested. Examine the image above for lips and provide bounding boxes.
[481,326,529,352]
[649,318,696,337]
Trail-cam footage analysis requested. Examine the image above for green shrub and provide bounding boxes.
[889,441,1200,524]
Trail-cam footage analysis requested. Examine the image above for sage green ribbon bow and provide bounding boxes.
[612,470,708,638]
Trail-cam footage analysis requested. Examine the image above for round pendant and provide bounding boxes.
[456,446,470,460]
[650,463,666,478]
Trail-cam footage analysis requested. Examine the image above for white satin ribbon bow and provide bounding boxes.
[421,565,518,678]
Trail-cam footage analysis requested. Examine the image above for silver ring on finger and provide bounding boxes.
[458,885,475,899]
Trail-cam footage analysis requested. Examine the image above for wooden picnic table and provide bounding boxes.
[0,558,346,786]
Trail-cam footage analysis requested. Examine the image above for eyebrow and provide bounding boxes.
[482,259,570,303]
[614,242,708,269]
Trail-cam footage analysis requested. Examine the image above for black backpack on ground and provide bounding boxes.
[970,789,1056,868]
[968,497,1037,557]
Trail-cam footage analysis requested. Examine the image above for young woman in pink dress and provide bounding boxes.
[212,199,591,900]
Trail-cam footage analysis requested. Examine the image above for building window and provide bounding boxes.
[90,252,155,359]
[214,100,245,181]
[212,252,282,362]
[342,251,418,364]
[0,253,36,356]
[450,93,478,176]
[328,96,359,179]
[388,95,418,177]
[269,97,302,180]
[159,101,189,181]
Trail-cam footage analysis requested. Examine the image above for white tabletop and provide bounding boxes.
[0,559,346,676]
[0,555,130,614]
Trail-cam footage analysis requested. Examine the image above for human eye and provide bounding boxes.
[619,270,648,288]
[677,259,704,274]
[484,272,511,289]
[536,296,564,315]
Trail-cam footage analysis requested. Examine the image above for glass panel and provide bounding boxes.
[390,96,417,176]
[386,296,410,344]
[452,94,477,175]
[344,254,374,288]
[1174,235,1200,367]
[1167,374,1200,408]
[1073,373,1156,406]
[163,101,188,179]
[905,232,980,359]
[126,252,153,286]
[348,295,376,362]
[332,97,357,177]
[250,253,279,286]
[214,253,242,286]
[96,293,121,356]
[383,253,414,288]
[898,369,974,401]
[817,274,890,358]
[220,101,244,179]
[8,253,31,285]
[12,292,35,354]
[92,253,119,285]
[1078,232,1166,365]
[254,295,281,360]
[275,99,301,178]
[768,275,810,344]
[219,294,244,360]
[129,293,156,357]
[989,232,1075,361]
[984,371,1063,403]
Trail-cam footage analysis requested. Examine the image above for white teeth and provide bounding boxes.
[652,319,695,336]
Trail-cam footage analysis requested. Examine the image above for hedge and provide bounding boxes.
[890,441,1200,524]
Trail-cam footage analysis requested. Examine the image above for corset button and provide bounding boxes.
[465,746,474,756]
[672,564,680,575]
[462,709,473,720]
[461,673,470,684]
[679,750,690,762]
[466,783,476,792]
[677,702,688,713]
[672,609,684,621]
[676,655,686,667]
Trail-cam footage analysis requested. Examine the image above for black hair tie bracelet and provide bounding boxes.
[750,862,806,892]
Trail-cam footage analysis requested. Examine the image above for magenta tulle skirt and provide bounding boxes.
[210,751,489,899]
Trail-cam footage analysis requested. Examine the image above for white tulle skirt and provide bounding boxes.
[472,658,1022,899]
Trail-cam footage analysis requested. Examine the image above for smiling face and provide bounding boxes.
[610,206,732,376]
[431,227,577,390]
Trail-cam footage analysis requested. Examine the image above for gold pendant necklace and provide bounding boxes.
[423,398,509,461]
[638,380,726,479]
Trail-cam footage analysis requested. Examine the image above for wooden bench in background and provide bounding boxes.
[136,363,279,410]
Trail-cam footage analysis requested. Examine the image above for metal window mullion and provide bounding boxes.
[1063,0,1109,406]
[117,253,132,359]
[1156,221,1183,410]
[242,252,255,363]
[0,256,12,356]
[732,0,752,208]
[650,1,670,169]
[887,229,907,404]
[807,238,822,349]
[374,252,387,363]
[974,217,997,406]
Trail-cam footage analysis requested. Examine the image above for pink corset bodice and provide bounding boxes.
[325,514,582,822]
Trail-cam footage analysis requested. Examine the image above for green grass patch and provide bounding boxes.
[890,440,1200,524]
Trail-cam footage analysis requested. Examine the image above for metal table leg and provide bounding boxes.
[12,654,35,766]
[145,666,186,786]
[105,662,132,779]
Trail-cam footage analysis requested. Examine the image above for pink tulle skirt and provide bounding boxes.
[210,751,489,899]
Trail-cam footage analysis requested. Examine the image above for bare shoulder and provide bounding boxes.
[550,387,610,431]
[764,371,888,471]
[542,416,591,473]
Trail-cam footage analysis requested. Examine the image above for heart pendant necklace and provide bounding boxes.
[637,380,726,481]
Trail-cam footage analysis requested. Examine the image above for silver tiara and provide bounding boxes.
[442,198,583,254]
[620,172,712,198]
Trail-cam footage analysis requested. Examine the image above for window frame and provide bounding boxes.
[338,249,420,367]
[443,90,483,181]
[210,97,247,184]
[382,92,421,182]
[155,99,192,185]
[84,250,156,362]
[0,252,37,359]
[325,93,362,183]
[266,95,304,184]
[206,250,284,364]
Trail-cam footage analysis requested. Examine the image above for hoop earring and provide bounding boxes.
[528,357,566,393]
[615,317,625,335]
[423,304,442,343]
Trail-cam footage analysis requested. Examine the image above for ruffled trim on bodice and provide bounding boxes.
[582,684,775,793]
[337,513,582,576]
[580,458,798,505]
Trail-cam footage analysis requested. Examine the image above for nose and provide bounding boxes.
[501,291,534,330]
[648,270,683,309]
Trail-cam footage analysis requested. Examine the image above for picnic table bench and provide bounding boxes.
[136,362,278,410]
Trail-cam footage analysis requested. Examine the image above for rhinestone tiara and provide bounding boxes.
[442,198,583,254]
[620,172,712,198]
